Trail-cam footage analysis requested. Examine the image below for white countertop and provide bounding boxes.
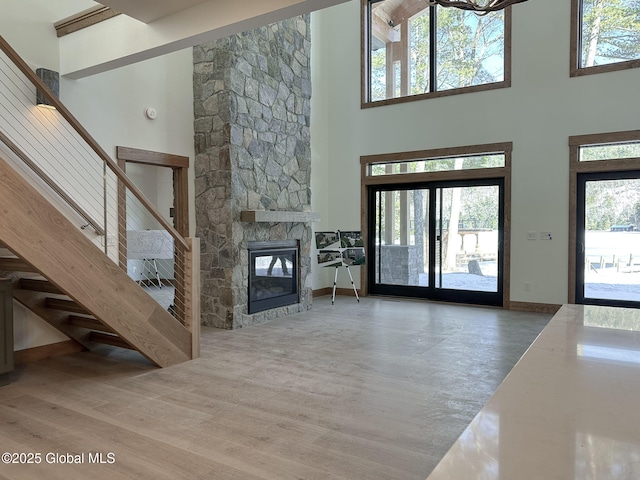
[427,304,640,480]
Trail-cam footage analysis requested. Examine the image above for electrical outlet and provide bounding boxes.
[540,231,552,241]
[527,231,537,241]
[523,282,531,292]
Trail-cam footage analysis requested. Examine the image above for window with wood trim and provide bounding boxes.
[568,130,640,307]
[360,142,512,308]
[571,0,640,76]
[362,0,511,107]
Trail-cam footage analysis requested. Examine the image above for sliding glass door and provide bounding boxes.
[576,171,640,307]
[369,179,504,306]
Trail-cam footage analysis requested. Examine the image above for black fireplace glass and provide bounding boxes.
[248,241,298,314]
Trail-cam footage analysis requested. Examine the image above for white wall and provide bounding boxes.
[63,50,196,287]
[310,13,334,290]
[310,0,640,304]
[1,0,96,71]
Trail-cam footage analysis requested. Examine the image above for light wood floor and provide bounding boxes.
[0,296,550,480]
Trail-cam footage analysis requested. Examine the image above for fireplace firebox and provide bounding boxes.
[248,240,299,314]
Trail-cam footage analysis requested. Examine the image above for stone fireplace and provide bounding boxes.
[194,15,313,329]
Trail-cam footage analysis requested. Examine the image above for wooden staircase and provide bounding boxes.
[0,153,194,367]
[3,264,135,353]
[0,240,145,349]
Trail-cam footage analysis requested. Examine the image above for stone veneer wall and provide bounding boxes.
[194,15,312,329]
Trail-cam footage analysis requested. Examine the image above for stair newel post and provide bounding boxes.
[176,237,200,359]
[103,159,108,255]
[189,237,201,359]
[117,159,127,271]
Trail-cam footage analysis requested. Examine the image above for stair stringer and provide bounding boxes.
[0,153,191,367]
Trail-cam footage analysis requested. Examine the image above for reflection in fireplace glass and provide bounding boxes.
[248,245,298,314]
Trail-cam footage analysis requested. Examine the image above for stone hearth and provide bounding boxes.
[194,15,312,329]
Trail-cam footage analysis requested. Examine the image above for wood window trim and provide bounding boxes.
[361,0,512,109]
[116,146,190,236]
[116,146,189,169]
[568,129,640,303]
[570,0,640,78]
[360,141,512,308]
[115,146,190,270]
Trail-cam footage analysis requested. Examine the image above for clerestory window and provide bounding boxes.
[362,0,511,107]
[571,0,640,76]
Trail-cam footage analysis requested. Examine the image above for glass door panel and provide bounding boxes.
[372,188,430,287]
[369,179,503,306]
[577,173,640,306]
[435,185,500,293]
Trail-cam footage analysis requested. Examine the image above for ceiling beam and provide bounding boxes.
[370,0,428,46]
[371,13,400,44]
[389,0,429,27]
[54,6,121,38]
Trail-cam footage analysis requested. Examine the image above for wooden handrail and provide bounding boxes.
[0,131,105,235]
[0,35,190,252]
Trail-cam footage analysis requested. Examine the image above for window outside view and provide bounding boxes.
[373,155,502,294]
[371,154,505,175]
[580,0,640,68]
[436,185,499,292]
[580,142,640,162]
[584,178,640,302]
[368,0,505,102]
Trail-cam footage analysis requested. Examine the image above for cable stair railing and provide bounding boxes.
[0,35,200,367]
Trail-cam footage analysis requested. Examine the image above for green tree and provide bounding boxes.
[580,142,640,161]
[410,11,430,94]
[435,8,504,90]
[370,47,387,101]
[460,187,499,230]
[370,3,504,100]
[585,179,640,230]
[408,8,504,93]
[633,200,640,229]
[582,0,640,67]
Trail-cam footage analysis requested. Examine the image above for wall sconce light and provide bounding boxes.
[35,68,59,109]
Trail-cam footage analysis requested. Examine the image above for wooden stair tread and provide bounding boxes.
[0,257,37,272]
[89,331,133,350]
[68,315,114,333]
[45,297,89,314]
[19,278,63,294]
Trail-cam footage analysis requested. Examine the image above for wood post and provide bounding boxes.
[184,237,200,359]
